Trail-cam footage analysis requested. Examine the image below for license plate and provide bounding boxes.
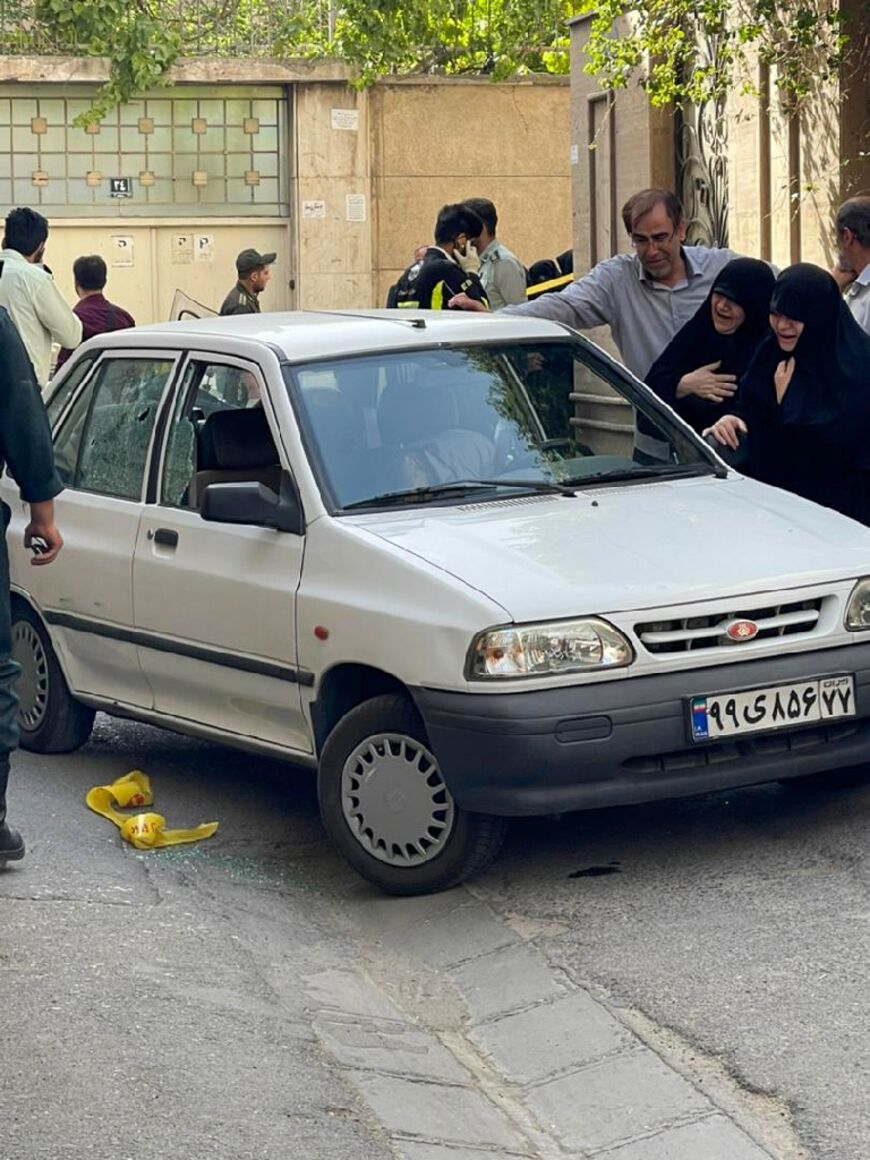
[690,675,855,741]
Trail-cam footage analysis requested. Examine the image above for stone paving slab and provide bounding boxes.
[394,1143,532,1160]
[448,943,566,1024]
[526,1049,711,1153]
[468,990,633,1086]
[596,1114,774,1159]
[346,1072,530,1151]
[305,967,407,1022]
[381,901,521,970]
[313,1013,471,1084]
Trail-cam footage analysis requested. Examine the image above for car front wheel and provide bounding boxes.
[318,693,507,895]
[11,603,95,753]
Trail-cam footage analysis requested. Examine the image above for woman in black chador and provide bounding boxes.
[646,257,776,433]
[707,262,870,524]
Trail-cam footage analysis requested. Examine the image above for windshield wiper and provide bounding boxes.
[342,478,577,510]
[561,463,724,487]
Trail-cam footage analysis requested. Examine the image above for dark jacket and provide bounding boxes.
[0,308,62,503]
[220,283,260,316]
[390,247,488,310]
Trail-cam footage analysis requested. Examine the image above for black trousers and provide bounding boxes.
[0,501,20,798]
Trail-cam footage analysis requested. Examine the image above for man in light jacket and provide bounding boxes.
[0,208,82,387]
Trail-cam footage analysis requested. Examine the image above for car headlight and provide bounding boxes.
[469,618,633,679]
[846,578,870,630]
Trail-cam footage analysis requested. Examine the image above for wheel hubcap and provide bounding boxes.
[11,621,49,731]
[341,732,456,866]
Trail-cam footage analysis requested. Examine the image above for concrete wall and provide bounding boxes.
[368,76,572,308]
[0,59,571,318]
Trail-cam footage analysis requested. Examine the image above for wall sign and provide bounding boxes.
[110,235,135,267]
[110,177,133,199]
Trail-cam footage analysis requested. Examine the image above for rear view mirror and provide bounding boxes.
[200,475,304,534]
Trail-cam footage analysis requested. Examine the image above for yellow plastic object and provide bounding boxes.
[86,771,218,850]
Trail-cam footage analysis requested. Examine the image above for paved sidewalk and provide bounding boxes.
[309,887,789,1159]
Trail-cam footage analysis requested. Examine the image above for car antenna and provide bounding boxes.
[304,309,426,330]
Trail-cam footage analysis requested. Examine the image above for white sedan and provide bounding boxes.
[8,310,870,894]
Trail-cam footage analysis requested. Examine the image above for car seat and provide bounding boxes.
[189,406,282,508]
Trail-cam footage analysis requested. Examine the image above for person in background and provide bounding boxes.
[0,207,81,388]
[55,255,135,371]
[832,196,870,334]
[220,248,276,316]
[0,308,64,864]
[646,257,775,434]
[706,263,870,524]
[449,189,740,380]
[388,204,488,311]
[463,197,527,309]
[386,244,428,308]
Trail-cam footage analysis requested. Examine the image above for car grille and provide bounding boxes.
[623,717,865,774]
[635,597,824,655]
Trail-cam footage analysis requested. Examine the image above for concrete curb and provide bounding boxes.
[307,890,779,1158]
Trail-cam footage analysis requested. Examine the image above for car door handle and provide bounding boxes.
[153,528,179,548]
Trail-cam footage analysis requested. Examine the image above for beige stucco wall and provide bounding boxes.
[280,75,572,310]
[292,84,374,309]
[368,77,571,307]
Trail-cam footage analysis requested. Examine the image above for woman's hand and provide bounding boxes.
[774,357,795,404]
[675,361,738,402]
[703,414,748,451]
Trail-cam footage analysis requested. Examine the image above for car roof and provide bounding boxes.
[90,309,577,363]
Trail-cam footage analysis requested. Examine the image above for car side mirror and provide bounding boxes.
[200,473,304,534]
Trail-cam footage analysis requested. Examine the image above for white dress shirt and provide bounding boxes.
[0,248,82,386]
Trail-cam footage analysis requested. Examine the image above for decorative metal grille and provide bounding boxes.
[675,37,730,247]
[0,88,288,217]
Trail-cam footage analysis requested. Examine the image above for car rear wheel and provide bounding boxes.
[318,693,507,895]
[11,603,95,753]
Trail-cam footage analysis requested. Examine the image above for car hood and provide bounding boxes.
[351,475,870,621]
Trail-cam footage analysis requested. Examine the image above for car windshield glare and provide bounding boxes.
[283,342,714,510]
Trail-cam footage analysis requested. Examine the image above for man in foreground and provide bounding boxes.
[0,309,64,862]
[450,188,739,380]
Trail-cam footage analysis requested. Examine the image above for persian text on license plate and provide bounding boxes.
[690,675,855,741]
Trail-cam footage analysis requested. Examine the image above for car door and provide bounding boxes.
[14,351,180,708]
[131,354,310,754]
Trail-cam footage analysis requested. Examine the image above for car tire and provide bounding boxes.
[318,693,508,895]
[11,602,96,754]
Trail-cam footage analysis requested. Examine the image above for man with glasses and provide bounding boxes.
[449,189,739,380]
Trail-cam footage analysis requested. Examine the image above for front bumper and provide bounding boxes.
[412,642,870,815]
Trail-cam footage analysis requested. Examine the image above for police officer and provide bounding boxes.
[219,248,277,316]
[0,308,64,863]
[464,197,528,310]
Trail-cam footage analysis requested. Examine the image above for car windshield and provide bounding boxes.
[283,341,716,511]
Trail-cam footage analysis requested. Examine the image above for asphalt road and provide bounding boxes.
[3,714,867,1159]
[471,779,870,1160]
